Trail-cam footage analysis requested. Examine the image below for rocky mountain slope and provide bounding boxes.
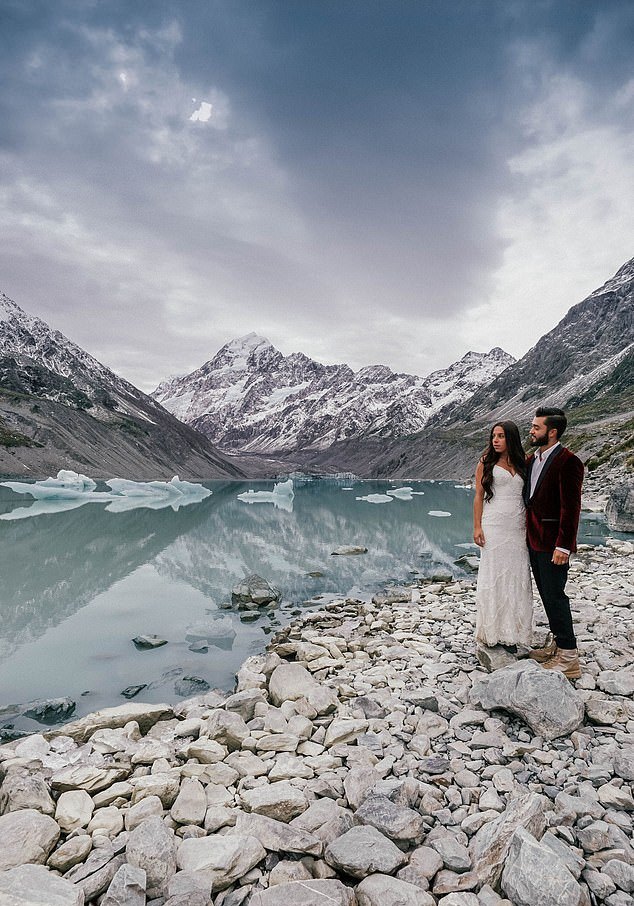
[153,335,514,455]
[0,292,245,479]
[357,256,634,479]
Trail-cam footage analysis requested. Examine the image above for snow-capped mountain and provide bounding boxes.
[153,335,515,454]
[363,255,634,479]
[435,255,634,425]
[0,292,244,478]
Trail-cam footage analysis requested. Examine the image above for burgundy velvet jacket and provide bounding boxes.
[523,445,584,553]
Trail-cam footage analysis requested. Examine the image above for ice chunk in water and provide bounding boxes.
[3,469,99,499]
[237,479,294,512]
[387,486,414,500]
[355,494,393,504]
[0,471,211,517]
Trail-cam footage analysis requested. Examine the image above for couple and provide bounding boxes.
[473,407,584,679]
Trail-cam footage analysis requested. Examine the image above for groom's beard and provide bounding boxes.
[529,435,549,446]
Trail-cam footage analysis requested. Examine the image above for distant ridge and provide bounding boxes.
[153,336,514,455]
[350,255,634,478]
[0,291,245,479]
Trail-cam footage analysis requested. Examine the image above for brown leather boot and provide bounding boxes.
[543,648,582,680]
[526,636,557,663]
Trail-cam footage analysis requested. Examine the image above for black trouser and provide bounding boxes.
[529,549,576,650]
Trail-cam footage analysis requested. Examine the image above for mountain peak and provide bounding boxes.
[153,339,514,455]
[0,291,31,325]
[224,332,272,352]
[210,333,277,371]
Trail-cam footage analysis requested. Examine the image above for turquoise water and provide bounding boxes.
[0,478,613,732]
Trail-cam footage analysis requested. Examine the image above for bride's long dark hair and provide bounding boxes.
[480,421,526,502]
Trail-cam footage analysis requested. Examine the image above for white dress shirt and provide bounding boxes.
[529,441,560,498]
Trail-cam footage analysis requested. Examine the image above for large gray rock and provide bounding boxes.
[0,771,55,816]
[223,689,267,722]
[205,709,250,750]
[596,670,634,697]
[50,765,129,795]
[249,879,356,905]
[55,789,94,833]
[47,702,174,743]
[325,825,407,878]
[501,827,585,906]
[584,696,630,726]
[268,859,313,886]
[0,864,84,905]
[176,833,266,892]
[64,841,122,886]
[240,781,308,822]
[476,646,517,672]
[71,854,127,903]
[429,836,471,873]
[471,661,584,740]
[606,481,634,532]
[170,778,207,826]
[614,747,634,781]
[597,782,634,811]
[47,835,93,873]
[126,815,177,896]
[356,873,435,905]
[0,809,60,871]
[470,792,550,888]
[101,863,146,906]
[231,574,281,606]
[343,766,383,810]
[231,812,323,856]
[355,796,425,844]
[268,663,338,714]
[540,830,584,879]
[129,772,180,807]
[291,797,354,845]
[602,859,634,893]
[324,718,369,747]
[125,795,165,831]
[397,845,443,885]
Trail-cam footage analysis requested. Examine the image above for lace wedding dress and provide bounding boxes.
[475,465,533,647]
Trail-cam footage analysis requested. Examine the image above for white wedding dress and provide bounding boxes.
[475,465,533,647]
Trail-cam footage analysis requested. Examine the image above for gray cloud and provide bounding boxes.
[1,1,633,390]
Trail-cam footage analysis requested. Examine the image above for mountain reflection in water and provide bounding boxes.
[0,479,611,731]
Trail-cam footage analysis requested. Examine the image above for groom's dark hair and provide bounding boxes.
[536,406,567,439]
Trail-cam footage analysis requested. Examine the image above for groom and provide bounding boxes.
[523,407,584,679]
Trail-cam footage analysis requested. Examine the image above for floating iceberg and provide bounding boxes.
[356,494,393,504]
[0,470,211,519]
[428,510,452,517]
[387,486,414,500]
[2,469,98,500]
[237,479,294,512]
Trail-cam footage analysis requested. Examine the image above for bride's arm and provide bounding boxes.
[473,460,485,547]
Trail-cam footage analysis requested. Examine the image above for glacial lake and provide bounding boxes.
[0,478,615,734]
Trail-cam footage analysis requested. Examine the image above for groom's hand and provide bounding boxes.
[552,549,569,566]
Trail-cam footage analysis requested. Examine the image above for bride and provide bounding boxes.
[473,421,533,650]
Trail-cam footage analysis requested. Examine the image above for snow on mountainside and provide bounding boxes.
[153,335,515,454]
[366,255,634,481]
[0,291,163,418]
[437,254,634,425]
[0,291,244,478]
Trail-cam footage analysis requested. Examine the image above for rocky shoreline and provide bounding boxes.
[1,535,633,905]
[0,539,634,906]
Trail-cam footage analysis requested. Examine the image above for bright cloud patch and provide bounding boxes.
[190,100,213,123]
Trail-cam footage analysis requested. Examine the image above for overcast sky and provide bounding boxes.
[1,0,633,391]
